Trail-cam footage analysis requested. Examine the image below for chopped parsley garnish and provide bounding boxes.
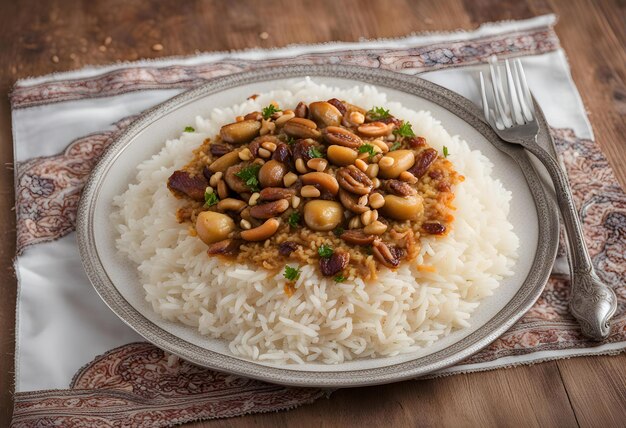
[317,244,334,258]
[286,136,296,145]
[308,146,324,159]
[262,104,281,120]
[358,144,376,157]
[333,274,346,283]
[367,106,391,120]
[283,265,301,281]
[184,126,195,132]
[287,212,301,228]
[389,141,402,151]
[204,190,219,207]
[333,227,344,237]
[443,146,449,158]
[393,122,415,138]
[234,164,261,192]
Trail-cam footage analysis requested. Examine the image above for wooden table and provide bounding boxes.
[1,0,624,426]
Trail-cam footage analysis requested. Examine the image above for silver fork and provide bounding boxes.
[480,59,617,340]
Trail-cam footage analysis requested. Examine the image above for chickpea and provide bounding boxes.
[377,150,415,179]
[303,200,344,231]
[379,194,424,221]
[326,145,357,166]
[258,160,287,188]
[195,211,236,245]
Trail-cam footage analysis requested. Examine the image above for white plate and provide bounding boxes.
[77,65,559,387]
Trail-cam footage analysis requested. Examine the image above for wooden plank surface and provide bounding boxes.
[0,0,624,426]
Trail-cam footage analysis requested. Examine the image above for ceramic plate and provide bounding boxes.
[77,65,559,387]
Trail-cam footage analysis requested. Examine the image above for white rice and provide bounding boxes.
[112,79,519,364]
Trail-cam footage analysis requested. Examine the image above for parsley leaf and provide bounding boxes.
[443,146,449,158]
[333,274,346,283]
[367,106,391,120]
[390,141,402,151]
[283,265,301,281]
[235,164,261,192]
[393,122,415,139]
[286,136,296,145]
[333,227,344,237]
[318,244,334,258]
[262,104,281,120]
[288,212,300,228]
[308,146,324,159]
[184,126,195,132]
[204,190,219,207]
[358,144,376,157]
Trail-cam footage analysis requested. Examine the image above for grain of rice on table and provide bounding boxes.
[112,80,519,364]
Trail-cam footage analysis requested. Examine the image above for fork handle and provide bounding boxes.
[523,138,617,340]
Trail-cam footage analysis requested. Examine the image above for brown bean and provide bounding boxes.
[301,172,339,195]
[340,229,375,245]
[224,164,249,193]
[303,200,344,231]
[377,150,415,179]
[309,101,343,127]
[326,145,358,166]
[384,179,417,196]
[249,199,290,219]
[319,251,350,277]
[336,165,373,195]
[216,198,247,213]
[196,211,236,245]
[240,218,280,241]
[294,101,309,118]
[322,126,362,148]
[357,122,393,138]
[208,150,242,173]
[258,160,287,188]
[380,194,423,221]
[220,120,261,144]
[408,148,438,178]
[259,187,296,201]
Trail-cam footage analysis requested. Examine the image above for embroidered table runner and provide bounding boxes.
[10,15,625,427]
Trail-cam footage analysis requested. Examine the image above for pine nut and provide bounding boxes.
[205,186,214,195]
[360,209,378,226]
[365,163,379,178]
[235,115,244,122]
[261,141,277,152]
[369,193,385,209]
[295,158,308,174]
[307,157,328,172]
[209,171,223,187]
[283,172,298,187]
[399,170,418,184]
[358,194,369,206]
[357,152,369,161]
[291,195,301,208]
[300,185,320,198]
[260,119,275,136]
[363,220,387,235]
[240,219,252,230]
[217,179,229,199]
[379,156,395,168]
[349,111,365,125]
[238,148,252,161]
[348,215,362,229]
[372,139,389,153]
[258,148,272,158]
[372,177,381,188]
[355,158,368,172]
[248,192,260,206]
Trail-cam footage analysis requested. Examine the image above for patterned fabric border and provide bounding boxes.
[10,27,559,109]
[12,343,325,427]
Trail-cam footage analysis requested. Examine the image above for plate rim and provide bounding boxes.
[77,64,559,387]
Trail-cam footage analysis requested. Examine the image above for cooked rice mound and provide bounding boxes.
[112,79,519,364]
